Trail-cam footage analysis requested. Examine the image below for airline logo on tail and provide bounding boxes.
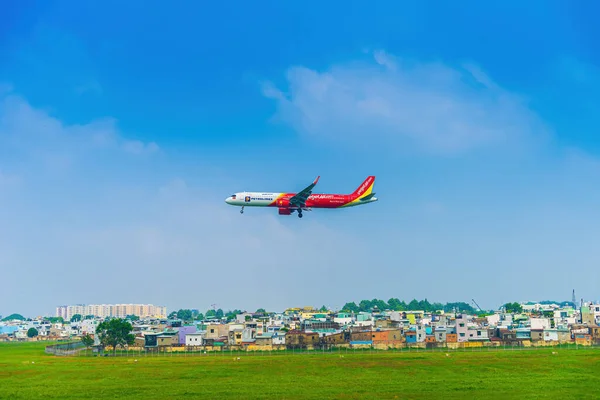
[354,176,375,198]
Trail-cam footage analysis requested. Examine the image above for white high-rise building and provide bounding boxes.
[55,304,167,320]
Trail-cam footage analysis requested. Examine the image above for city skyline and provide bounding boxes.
[1,294,595,321]
[1,2,600,316]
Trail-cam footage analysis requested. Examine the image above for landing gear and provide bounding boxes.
[297,210,303,218]
[240,206,244,214]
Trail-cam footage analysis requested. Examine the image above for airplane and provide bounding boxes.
[224,176,378,218]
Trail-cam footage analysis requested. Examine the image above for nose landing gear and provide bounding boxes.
[240,206,244,214]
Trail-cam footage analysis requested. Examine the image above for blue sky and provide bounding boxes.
[1,1,599,317]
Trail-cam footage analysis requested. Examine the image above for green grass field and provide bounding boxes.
[1,342,599,399]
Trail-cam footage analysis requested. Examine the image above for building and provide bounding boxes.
[56,304,167,320]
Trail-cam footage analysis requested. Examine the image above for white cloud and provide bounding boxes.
[0,89,160,166]
[263,50,549,155]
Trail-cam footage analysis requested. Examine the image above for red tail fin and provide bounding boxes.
[350,176,376,199]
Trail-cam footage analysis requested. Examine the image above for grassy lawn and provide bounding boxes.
[1,342,599,399]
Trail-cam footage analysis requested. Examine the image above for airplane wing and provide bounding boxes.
[289,176,320,208]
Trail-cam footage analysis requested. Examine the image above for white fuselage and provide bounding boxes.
[225,192,282,207]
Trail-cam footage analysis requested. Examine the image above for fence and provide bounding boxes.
[47,341,600,358]
[45,341,86,356]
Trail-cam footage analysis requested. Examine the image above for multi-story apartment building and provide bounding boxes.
[56,304,167,320]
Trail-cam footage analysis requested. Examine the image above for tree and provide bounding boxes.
[168,311,177,319]
[319,305,328,312]
[503,302,523,314]
[45,317,64,324]
[358,300,372,312]
[70,314,82,322]
[443,302,476,314]
[81,334,94,349]
[126,315,139,322]
[372,299,389,311]
[256,308,266,314]
[195,313,204,321]
[407,299,420,310]
[27,328,38,338]
[215,309,224,319]
[2,313,25,321]
[96,319,135,354]
[176,309,193,321]
[225,310,241,321]
[341,302,359,313]
[387,298,406,311]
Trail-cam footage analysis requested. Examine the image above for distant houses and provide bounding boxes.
[2,302,600,352]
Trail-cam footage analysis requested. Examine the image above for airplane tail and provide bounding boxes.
[349,176,376,200]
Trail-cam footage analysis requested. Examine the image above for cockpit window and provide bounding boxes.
[231,194,236,200]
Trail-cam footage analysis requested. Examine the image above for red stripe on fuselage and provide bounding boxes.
[268,193,351,209]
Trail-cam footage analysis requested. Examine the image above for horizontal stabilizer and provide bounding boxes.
[360,192,376,201]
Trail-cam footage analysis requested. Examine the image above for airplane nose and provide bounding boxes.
[225,197,231,204]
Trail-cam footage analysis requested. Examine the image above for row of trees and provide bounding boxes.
[164,300,534,322]
[168,308,246,323]
[340,299,479,314]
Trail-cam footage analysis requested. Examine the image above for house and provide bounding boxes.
[467,328,489,341]
[144,332,159,349]
[543,328,559,342]
[412,325,426,342]
[157,332,178,346]
[322,332,347,346]
[372,329,403,345]
[229,329,244,345]
[177,325,197,345]
[186,332,204,347]
[589,325,600,341]
[530,318,551,330]
[557,327,571,342]
[273,331,286,345]
[355,312,373,327]
[350,330,372,342]
[530,329,544,342]
[486,314,501,326]
[581,306,595,325]
[285,330,319,349]
[374,318,399,329]
[241,328,256,343]
[456,314,469,342]
[236,313,253,323]
[255,332,274,346]
[515,327,531,341]
[334,313,353,326]
[205,324,229,340]
[497,329,517,343]
[425,335,436,344]
[435,326,447,343]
